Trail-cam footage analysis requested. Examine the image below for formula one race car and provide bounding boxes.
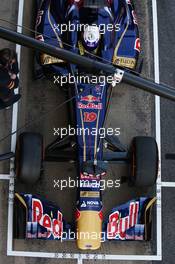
[12,0,158,250]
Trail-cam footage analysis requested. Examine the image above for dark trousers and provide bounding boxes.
[0,90,21,109]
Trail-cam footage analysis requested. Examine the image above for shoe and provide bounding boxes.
[4,94,21,107]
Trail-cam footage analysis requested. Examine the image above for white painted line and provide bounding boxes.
[77,256,83,264]
[152,0,162,258]
[0,174,10,180]
[7,250,162,261]
[161,182,175,188]
[7,0,24,253]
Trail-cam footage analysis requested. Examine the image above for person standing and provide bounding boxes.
[0,48,21,109]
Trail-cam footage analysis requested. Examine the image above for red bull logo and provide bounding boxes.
[32,198,63,239]
[80,173,101,180]
[107,201,139,240]
[80,95,101,102]
[78,102,102,110]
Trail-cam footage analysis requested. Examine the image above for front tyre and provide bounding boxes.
[130,136,158,187]
[15,132,43,184]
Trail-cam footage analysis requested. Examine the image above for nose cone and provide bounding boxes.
[76,210,102,250]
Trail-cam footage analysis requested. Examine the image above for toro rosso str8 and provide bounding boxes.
[13,0,158,250]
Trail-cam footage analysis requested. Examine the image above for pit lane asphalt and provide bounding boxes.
[153,1,175,264]
[0,0,163,264]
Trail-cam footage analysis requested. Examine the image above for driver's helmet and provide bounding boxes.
[82,25,100,51]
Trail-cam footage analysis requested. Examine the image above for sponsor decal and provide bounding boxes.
[134,38,141,52]
[78,102,102,110]
[80,200,100,209]
[78,41,85,56]
[107,201,139,240]
[80,180,100,188]
[80,173,101,180]
[32,198,63,239]
[27,233,37,238]
[41,54,64,65]
[83,112,97,122]
[80,191,100,198]
[80,95,100,102]
[80,201,87,208]
[113,56,136,69]
[87,200,100,206]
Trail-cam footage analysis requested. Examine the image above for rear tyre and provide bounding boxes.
[15,132,43,184]
[130,136,158,187]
